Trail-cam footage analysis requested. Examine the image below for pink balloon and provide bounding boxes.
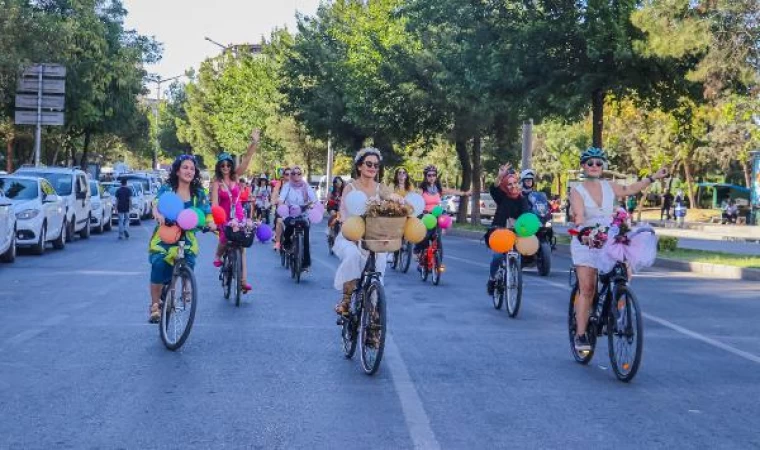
[312,202,325,215]
[308,207,324,224]
[276,204,289,218]
[177,208,199,231]
[289,205,301,218]
[438,214,452,229]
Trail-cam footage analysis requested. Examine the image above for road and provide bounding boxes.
[1,221,759,449]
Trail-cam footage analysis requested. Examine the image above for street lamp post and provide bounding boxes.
[151,75,183,170]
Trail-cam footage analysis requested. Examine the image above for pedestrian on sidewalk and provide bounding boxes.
[661,190,674,220]
[115,178,132,239]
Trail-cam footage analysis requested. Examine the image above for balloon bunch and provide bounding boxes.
[276,202,325,224]
[156,192,214,245]
[488,212,542,256]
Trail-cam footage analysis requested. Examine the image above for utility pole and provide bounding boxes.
[326,131,334,195]
[152,75,183,170]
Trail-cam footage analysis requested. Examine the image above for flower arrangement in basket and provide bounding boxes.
[225,218,256,248]
[597,208,657,273]
[362,199,412,252]
[569,223,609,249]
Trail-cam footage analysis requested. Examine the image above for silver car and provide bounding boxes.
[89,180,113,234]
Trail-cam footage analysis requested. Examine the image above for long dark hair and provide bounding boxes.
[352,151,384,181]
[169,156,202,194]
[214,157,237,182]
[331,176,345,195]
[393,168,411,192]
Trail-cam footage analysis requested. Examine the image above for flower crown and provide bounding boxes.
[354,147,383,164]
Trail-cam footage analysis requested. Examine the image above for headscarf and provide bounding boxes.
[286,165,309,202]
[500,173,521,200]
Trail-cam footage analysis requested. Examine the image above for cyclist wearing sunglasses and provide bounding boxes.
[210,129,260,293]
[392,167,412,197]
[272,167,292,251]
[570,147,667,351]
[278,165,317,271]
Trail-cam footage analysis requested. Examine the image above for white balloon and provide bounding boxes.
[345,190,368,216]
[405,193,425,216]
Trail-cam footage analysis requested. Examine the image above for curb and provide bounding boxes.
[448,227,760,281]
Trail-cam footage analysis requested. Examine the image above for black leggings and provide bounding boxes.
[283,218,311,268]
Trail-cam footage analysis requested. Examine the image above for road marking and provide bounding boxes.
[3,328,45,347]
[445,255,488,268]
[385,334,441,450]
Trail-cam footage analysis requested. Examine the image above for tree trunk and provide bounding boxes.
[454,132,471,224]
[6,134,13,173]
[682,157,698,209]
[591,89,605,148]
[470,135,482,226]
[742,160,751,188]
[79,130,91,168]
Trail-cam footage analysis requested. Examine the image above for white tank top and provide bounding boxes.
[573,180,614,227]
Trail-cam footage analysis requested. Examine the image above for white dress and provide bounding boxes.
[570,180,615,269]
[332,181,388,291]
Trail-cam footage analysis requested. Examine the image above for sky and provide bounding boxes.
[122,0,323,96]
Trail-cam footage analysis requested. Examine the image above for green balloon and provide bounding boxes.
[192,207,206,227]
[515,212,541,237]
[422,214,437,230]
[431,205,444,218]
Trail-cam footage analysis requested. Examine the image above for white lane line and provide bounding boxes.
[385,334,441,450]
[444,248,760,366]
[445,255,488,268]
[3,328,45,347]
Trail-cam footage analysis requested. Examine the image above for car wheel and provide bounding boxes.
[52,219,66,250]
[66,216,75,242]
[79,214,91,239]
[0,228,16,263]
[95,212,104,234]
[103,211,112,231]
[31,223,46,255]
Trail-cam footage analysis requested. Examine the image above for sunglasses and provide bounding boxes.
[585,160,604,168]
[282,172,291,176]
[363,161,380,169]
[292,171,302,175]
[397,170,407,175]
[426,173,437,178]
[219,162,232,168]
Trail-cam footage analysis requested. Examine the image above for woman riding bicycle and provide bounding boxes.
[211,129,260,293]
[486,164,530,296]
[272,167,291,251]
[326,176,345,224]
[254,175,272,224]
[149,155,216,323]
[278,165,317,271]
[392,167,412,197]
[413,165,469,260]
[333,147,404,316]
[570,147,667,352]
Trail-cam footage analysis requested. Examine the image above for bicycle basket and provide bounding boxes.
[364,216,406,252]
[225,225,255,248]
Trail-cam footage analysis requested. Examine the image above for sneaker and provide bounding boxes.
[486,279,495,296]
[574,335,592,352]
[125,230,130,239]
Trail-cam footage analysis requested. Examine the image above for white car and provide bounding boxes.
[0,189,17,262]
[15,166,92,241]
[445,193,497,219]
[103,183,143,225]
[118,173,155,219]
[0,175,66,255]
[89,180,113,234]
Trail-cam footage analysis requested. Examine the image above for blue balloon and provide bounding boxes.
[157,192,184,221]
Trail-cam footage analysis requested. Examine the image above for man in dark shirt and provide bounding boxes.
[115,178,132,239]
[661,190,674,221]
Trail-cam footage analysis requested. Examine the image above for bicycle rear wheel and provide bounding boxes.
[568,286,595,364]
[359,281,386,375]
[295,233,303,284]
[234,247,243,307]
[506,257,522,318]
[280,247,287,267]
[160,266,198,351]
[608,286,643,382]
[341,292,359,359]
[400,241,412,273]
[492,266,505,310]
[431,247,442,285]
[222,254,232,300]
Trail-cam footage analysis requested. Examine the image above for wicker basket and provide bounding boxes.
[363,216,406,253]
[225,225,255,248]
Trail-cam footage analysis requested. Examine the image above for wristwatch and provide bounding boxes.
[646,175,655,183]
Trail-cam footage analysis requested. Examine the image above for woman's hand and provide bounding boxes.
[207,222,217,232]
[155,212,166,226]
[498,163,512,178]
[653,167,668,180]
[250,128,261,146]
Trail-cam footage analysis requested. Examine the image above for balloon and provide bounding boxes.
[515,212,541,237]
[431,205,444,218]
[256,223,273,242]
[157,192,184,221]
[404,217,427,244]
[405,193,425,217]
[176,209,199,231]
[308,207,324,224]
[276,204,289,218]
[312,202,325,216]
[345,190,368,216]
[289,205,301,218]
[342,216,365,241]
[158,224,181,245]
[422,214,437,230]
[211,206,227,225]
[515,235,540,256]
[438,214,452,229]
[489,228,516,254]
[191,207,206,227]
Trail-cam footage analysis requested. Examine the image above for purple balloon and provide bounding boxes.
[256,223,273,242]
[308,207,324,224]
[289,205,301,218]
[176,208,199,231]
[276,204,289,218]
[312,202,325,215]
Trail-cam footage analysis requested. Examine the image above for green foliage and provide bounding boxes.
[657,236,679,252]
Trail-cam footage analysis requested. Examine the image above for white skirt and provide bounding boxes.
[571,238,601,270]
[333,233,387,291]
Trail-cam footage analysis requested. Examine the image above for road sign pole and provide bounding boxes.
[34,65,44,167]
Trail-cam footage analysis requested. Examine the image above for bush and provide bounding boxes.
[658,236,678,252]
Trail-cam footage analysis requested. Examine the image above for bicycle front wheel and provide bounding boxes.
[506,257,522,318]
[295,233,303,284]
[234,248,243,307]
[359,281,386,375]
[160,265,198,351]
[400,241,412,273]
[607,286,643,382]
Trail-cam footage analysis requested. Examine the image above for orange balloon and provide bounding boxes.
[158,224,182,245]
[489,228,516,253]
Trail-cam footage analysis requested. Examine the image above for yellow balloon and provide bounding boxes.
[404,217,427,244]
[515,235,540,256]
[342,216,365,242]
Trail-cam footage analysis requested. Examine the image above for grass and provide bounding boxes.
[636,208,722,223]
[658,248,760,269]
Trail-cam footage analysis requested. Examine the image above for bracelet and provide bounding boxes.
[646,175,655,184]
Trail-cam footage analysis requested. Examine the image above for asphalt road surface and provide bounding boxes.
[1,221,759,449]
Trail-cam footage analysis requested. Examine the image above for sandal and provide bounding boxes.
[213,259,223,268]
[149,303,161,324]
[242,282,252,293]
[335,301,350,316]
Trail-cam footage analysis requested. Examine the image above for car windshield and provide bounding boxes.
[20,172,72,195]
[122,176,150,192]
[104,185,118,196]
[89,182,99,196]
[0,178,38,200]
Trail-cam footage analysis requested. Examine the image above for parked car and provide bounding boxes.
[89,180,113,234]
[15,166,92,241]
[0,175,67,255]
[118,173,156,219]
[103,182,143,225]
[0,188,17,262]
[445,193,497,219]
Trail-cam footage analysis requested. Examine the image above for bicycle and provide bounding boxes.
[284,212,310,284]
[418,226,444,285]
[390,239,412,273]
[491,248,523,317]
[219,224,255,307]
[327,215,341,256]
[568,261,644,382]
[159,227,209,351]
[338,244,387,375]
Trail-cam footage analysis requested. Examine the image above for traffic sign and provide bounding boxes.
[22,64,66,78]
[16,78,65,94]
[15,94,65,110]
[14,110,64,126]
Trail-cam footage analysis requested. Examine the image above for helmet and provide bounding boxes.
[580,147,608,164]
[520,169,536,181]
[423,164,438,175]
[217,152,234,164]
